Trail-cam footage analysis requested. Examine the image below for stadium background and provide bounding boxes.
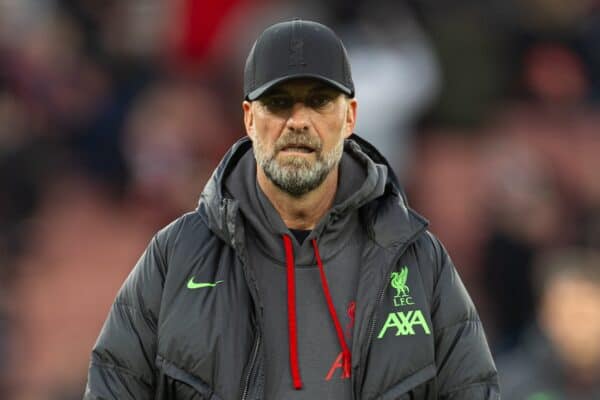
[1,0,599,398]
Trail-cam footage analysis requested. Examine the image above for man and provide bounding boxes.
[84,19,499,399]
[498,249,600,399]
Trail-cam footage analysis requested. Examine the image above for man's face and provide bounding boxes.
[540,275,600,375]
[243,79,357,196]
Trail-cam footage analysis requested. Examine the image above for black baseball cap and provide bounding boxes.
[244,19,355,101]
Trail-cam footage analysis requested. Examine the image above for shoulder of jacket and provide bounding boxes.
[410,230,449,279]
[153,211,218,265]
[412,230,441,261]
[155,211,209,243]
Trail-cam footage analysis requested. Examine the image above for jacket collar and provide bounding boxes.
[196,134,428,251]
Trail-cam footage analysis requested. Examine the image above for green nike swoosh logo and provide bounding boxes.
[187,278,224,289]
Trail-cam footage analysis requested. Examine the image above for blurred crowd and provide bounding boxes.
[1,0,599,399]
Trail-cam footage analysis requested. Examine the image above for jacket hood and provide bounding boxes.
[197,134,428,255]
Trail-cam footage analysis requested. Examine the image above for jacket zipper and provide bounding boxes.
[234,224,264,400]
[223,196,265,400]
[355,228,426,398]
[241,333,261,400]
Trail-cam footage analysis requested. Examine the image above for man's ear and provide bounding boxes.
[243,101,254,140]
[344,98,357,139]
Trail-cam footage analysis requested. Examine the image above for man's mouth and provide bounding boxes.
[280,144,315,154]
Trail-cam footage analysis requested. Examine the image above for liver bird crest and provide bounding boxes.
[391,266,409,297]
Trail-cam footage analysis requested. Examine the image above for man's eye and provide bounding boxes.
[262,97,293,110]
[308,94,333,108]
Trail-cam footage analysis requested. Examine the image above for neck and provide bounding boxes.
[257,167,339,230]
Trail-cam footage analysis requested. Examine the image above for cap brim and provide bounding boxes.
[246,73,354,101]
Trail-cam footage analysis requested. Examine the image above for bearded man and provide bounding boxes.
[84,19,500,400]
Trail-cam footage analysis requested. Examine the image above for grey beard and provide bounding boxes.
[254,137,344,197]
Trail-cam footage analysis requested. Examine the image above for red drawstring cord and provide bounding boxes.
[283,235,303,389]
[311,238,352,379]
[283,235,353,390]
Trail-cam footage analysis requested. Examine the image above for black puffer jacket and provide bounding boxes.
[84,135,500,399]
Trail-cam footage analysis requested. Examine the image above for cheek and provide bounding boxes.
[254,112,285,141]
[318,109,349,142]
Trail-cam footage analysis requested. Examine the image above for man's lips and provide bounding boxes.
[279,144,316,153]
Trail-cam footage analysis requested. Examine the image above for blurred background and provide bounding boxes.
[1,0,599,399]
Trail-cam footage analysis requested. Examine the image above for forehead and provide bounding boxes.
[262,78,342,97]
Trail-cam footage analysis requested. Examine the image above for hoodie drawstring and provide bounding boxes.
[311,238,352,380]
[283,235,303,389]
[282,234,352,391]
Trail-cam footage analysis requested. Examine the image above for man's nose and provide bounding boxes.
[285,102,310,131]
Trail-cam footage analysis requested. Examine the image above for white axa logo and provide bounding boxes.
[377,310,431,338]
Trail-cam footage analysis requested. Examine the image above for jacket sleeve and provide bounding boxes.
[83,233,167,399]
[427,233,500,399]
